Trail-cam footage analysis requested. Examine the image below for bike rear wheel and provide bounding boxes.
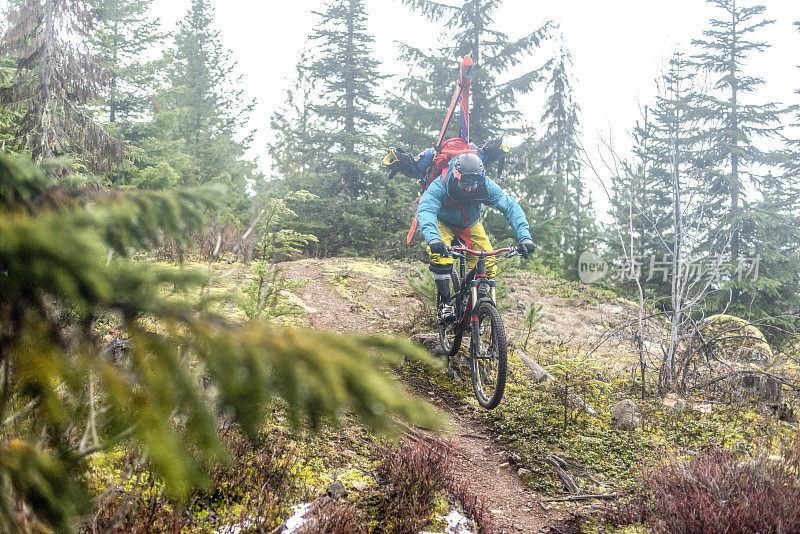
[437,270,463,357]
[470,302,507,409]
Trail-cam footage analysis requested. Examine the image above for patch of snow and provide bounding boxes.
[215,517,255,534]
[217,502,313,534]
[283,503,313,534]
[419,508,476,534]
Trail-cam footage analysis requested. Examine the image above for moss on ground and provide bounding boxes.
[476,344,796,497]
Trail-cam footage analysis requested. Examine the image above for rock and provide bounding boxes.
[662,392,687,411]
[517,301,527,312]
[598,303,624,315]
[351,480,370,492]
[280,290,318,314]
[611,399,642,431]
[326,480,347,500]
[517,467,534,485]
[692,402,713,414]
[412,332,439,349]
[509,452,522,464]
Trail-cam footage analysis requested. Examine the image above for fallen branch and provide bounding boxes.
[540,493,618,503]
[545,455,579,494]
[692,368,800,392]
[518,351,597,415]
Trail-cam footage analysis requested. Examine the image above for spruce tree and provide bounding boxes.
[783,21,800,208]
[607,104,673,296]
[157,0,257,219]
[268,52,316,189]
[276,0,404,256]
[536,45,596,275]
[395,0,553,144]
[0,0,125,170]
[92,0,166,125]
[691,0,783,263]
[692,0,793,326]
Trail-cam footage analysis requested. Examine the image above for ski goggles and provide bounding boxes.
[452,168,485,186]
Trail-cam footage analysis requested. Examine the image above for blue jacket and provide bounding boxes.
[416,153,532,244]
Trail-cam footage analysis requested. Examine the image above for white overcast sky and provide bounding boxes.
[156,0,800,217]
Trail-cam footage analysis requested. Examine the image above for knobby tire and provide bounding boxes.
[471,302,507,409]
[437,270,463,358]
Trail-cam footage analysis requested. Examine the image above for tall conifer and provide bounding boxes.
[392,0,552,145]
[537,45,595,273]
[692,0,794,326]
[0,0,125,169]
[158,0,257,218]
[92,0,165,125]
[276,0,402,256]
[691,0,783,261]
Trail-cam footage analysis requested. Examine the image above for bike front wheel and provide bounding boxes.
[437,270,463,357]
[470,302,507,409]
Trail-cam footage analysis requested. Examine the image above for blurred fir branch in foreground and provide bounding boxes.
[0,155,442,532]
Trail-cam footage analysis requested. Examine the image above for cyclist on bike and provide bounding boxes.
[415,151,535,320]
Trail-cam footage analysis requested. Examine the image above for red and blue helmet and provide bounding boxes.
[452,153,485,186]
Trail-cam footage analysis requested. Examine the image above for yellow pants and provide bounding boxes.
[427,220,497,278]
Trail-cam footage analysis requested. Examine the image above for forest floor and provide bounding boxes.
[177,256,796,533]
[281,258,578,533]
[273,257,650,532]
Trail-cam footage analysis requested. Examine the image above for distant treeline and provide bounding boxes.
[0,0,798,337]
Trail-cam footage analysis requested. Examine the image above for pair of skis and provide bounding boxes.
[437,55,472,150]
[406,55,473,244]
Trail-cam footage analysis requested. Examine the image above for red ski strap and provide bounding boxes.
[406,213,418,244]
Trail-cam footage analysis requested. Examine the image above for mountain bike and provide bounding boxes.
[437,243,520,409]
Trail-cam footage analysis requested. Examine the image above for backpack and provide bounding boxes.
[406,137,478,244]
[421,137,478,190]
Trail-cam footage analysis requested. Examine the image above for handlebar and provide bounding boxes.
[448,246,519,259]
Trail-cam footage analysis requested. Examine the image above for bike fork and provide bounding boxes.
[470,278,496,358]
[470,282,479,355]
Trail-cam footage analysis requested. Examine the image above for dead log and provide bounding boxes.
[519,351,554,383]
[545,454,579,494]
[540,493,618,503]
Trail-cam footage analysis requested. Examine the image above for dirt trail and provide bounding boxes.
[284,259,566,533]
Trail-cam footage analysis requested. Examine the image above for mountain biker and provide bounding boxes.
[412,148,535,320]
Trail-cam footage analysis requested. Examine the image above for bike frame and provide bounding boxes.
[449,246,512,359]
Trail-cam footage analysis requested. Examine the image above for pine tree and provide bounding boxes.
[92,0,166,125]
[276,0,405,256]
[692,0,794,327]
[749,20,800,343]
[395,0,553,144]
[386,46,463,151]
[0,0,125,170]
[783,21,800,209]
[268,52,316,188]
[691,0,783,263]
[307,0,384,198]
[607,106,669,293]
[157,0,257,219]
[536,45,596,274]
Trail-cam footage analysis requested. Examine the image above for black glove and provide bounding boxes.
[517,238,535,259]
[381,147,416,178]
[480,137,509,165]
[428,238,448,256]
